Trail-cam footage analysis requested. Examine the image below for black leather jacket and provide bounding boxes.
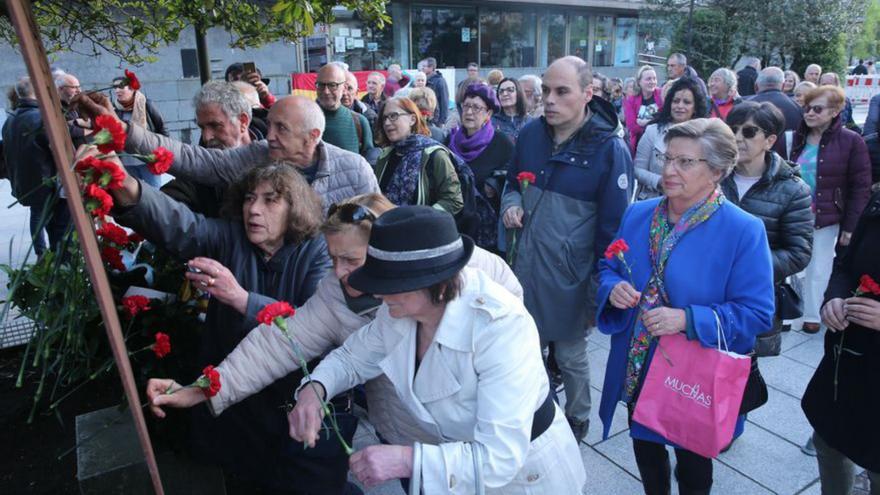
[722,152,814,282]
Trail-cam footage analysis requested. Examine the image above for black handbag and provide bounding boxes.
[775,282,803,320]
[739,356,769,414]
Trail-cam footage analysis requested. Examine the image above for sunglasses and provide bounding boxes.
[730,125,764,139]
[803,104,827,115]
[328,203,376,224]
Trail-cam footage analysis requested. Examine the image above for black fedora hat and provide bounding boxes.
[348,206,474,295]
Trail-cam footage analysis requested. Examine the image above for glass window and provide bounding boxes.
[569,14,589,61]
[480,10,537,67]
[614,18,638,67]
[539,13,566,67]
[593,16,613,67]
[411,5,478,68]
[328,6,407,71]
[638,17,672,61]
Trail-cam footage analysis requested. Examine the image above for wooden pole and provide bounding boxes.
[4,1,165,493]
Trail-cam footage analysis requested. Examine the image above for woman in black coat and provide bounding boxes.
[722,102,814,354]
[447,83,514,251]
[802,189,880,493]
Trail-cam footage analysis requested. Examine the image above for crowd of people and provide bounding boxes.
[2,49,880,495]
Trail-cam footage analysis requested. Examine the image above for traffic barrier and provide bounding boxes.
[846,76,880,104]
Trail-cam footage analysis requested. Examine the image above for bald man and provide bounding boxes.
[73,93,378,212]
[501,56,631,443]
[315,63,374,158]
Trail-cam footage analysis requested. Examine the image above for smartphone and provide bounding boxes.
[242,61,256,76]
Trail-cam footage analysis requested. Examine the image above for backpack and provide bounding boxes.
[424,145,496,247]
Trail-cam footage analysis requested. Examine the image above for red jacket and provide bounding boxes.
[623,89,664,155]
[791,116,872,232]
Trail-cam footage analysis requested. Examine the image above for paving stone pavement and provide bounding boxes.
[0,184,870,494]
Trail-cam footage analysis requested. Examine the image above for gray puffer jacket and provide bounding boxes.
[125,124,379,213]
[721,152,814,282]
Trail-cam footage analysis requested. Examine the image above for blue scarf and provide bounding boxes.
[384,134,438,206]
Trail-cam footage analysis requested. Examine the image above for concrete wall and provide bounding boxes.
[0,26,300,144]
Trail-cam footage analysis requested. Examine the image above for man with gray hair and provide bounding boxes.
[736,56,761,97]
[161,80,254,217]
[361,71,386,114]
[74,93,379,213]
[666,52,708,96]
[804,63,822,84]
[518,74,544,118]
[501,56,632,443]
[54,70,90,147]
[421,56,449,125]
[2,76,71,255]
[749,66,803,156]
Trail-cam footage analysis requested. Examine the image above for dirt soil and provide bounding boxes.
[0,345,122,494]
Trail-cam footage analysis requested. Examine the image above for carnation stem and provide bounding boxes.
[277,323,353,456]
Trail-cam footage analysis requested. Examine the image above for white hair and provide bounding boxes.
[15,76,34,99]
[193,80,252,125]
[710,68,738,94]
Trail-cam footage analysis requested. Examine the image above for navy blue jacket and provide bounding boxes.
[501,97,632,340]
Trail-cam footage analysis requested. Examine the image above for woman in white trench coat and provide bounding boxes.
[289,205,585,494]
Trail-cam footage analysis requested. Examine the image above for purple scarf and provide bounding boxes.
[449,123,494,163]
[383,134,437,207]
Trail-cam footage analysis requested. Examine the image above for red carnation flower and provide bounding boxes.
[96,223,130,247]
[152,332,171,359]
[257,301,296,326]
[101,246,126,272]
[122,295,151,317]
[84,183,114,217]
[856,274,880,296]
[604,238,630,260]
[516,171,537,186]
[92,115,127,154]
[145,147,173,175]
[128,232,145,245]
[124,69,141,91]
[75,156,125,190]
[197,365,222,398]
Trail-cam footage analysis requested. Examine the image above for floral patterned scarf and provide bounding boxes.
[623,188,726,402]
[383,134,437,206]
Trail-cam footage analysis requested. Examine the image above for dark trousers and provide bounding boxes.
[632,438,713,495]
[28,192,71,256]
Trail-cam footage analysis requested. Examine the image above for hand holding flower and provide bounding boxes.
[146,378,206,418]
[844,296,880,331]
[287,381,327,448]
[610,281,641,309]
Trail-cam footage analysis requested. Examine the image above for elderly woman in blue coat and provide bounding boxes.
[596,118,775,494]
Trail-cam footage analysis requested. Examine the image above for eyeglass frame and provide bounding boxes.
[654,151,709,172]
[461,102,488,114]
[316,80,346,91]
[327,203,376,224]
[381,111,413,123]
[497,86,516,95]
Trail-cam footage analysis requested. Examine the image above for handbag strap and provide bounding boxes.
[409,443,422,495]
[713,309,730,352]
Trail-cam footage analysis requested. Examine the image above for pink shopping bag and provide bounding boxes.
[632,327,751,459]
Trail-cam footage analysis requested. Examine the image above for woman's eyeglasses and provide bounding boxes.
[730,125,764,139]
[497,86,516,94]
[381,112,411,123]
[803,104,827,115]
[328,203,376,224]
[654,151,708,172]
[461,103,488,114]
